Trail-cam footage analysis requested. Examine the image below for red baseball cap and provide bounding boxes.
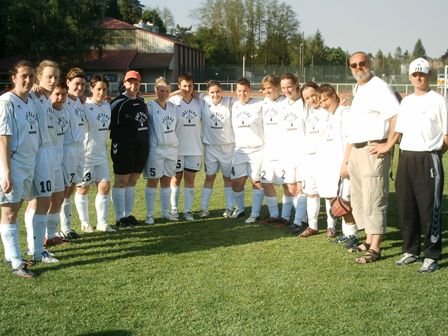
[124,70,141,82]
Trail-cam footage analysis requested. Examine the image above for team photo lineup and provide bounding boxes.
[0,51,447,279]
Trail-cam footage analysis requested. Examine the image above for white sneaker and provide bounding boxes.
[96,224,116,232]
[40,251,59,263]
[81,225,95,233]
[222,208,233,218]
[200,209,209,218]
[184,212,194,221]
[162,213,179,221]
[230,209,245,218]
[244,216,258,224]
[171,208,179,219]
[418,258,440,273]
[145,216,155,225]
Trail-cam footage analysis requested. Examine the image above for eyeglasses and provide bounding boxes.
[350,61,367,69]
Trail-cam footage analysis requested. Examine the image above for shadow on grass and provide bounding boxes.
[77,331,131,336]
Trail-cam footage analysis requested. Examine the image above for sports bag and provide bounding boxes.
[330,178,352,218]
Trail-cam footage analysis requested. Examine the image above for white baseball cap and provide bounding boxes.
[409,58,430,75]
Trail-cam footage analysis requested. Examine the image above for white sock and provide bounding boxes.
[25,208,36,255]
[200,187,213,211]
[293,194,307,225]
[112,187,126,221]
[171,186,180,211]
[46,213,59,239]
[60,197,72,233]
[145,187,157,217]
[33,214,47,259]
[234,189,245,212]
[307,197,320,230]
[266,196,279,218]
[251,188,264,218]
[342,219,358,237]
[325,199,336,229]
[74,193,89,227]
[184,187,195,213]
[0,223,22,269]
[124,186,136,217]
[95,194,110,226]
[160,187,171,217]
[224,187,234,210]
[281,195,294,221]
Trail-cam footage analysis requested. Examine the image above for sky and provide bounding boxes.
[142,0,447,58]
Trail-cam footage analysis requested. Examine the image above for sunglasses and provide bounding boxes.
[350,61,367,69]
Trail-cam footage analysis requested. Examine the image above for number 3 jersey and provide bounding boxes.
[83,97,111,166]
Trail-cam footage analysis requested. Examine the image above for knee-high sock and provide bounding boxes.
[171,186,180,211]
[224,187,234,210]
[325,199,336,229]
[281,195,294,221]
[293,194,307,225]
[60,198,72,233]
[184,187,195,213]
[33,214,47,259]
[234,189,245,212]
[25,208,36,255]
[0,223,22,269]
[145,187,157,217]
[160,187,171,217]
[251,188,264,218]
[266,196,279,218]
[307,197,320,230]
[74,193,89,227]
[95,194,110,226]
[200,187,213,211]
[112,187,125,221]
[46,213,59,239]
[124,186,136,217]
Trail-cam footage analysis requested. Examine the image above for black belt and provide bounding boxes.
[353,138,387,149]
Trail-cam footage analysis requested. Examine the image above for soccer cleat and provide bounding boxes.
[81,225,95,233]
[326,228,336,238]
[171,208,179,219]
[418,258,440,273]
[222,209,233,218]
[4,259,35,267]
[162,213,179,221]
[261,217,279,225]
[44,236,69,247]
[59,230,81,240]
[144,216,155,225]
[244,216,259,224]
[126,215,139,226]
[200,210,209,218]
[274,218,290,228]
[299,227,318,238]
[116,217,132,228]
[12,263,35,279]
[39,251,59,263]
[184,212,194,221]
[230,209,245,219]
[96,224,116,232]
[286,224,303,234]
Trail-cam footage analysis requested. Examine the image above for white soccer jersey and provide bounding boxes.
[169,95,202,156]
[231,98,264,150]
[201,95,235,145]
[147,100,178,148]
[262,95,286,160]
[53,104,69,166]
[0,92,39,166]
[30,91,55,146]
[302,106,329,155]
[64,96,85,145]
[83,97,111,166]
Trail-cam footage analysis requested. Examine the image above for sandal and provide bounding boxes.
[347,242,371,253]
[356,249,381,264]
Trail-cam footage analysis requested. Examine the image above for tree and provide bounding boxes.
[325,47,347,65]
[158,7,175,32]
[117,0,143,23]
[412,38,427,59]
[141,9,167,34]
[305,30,327,66]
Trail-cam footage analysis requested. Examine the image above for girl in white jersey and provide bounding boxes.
[0,61,39,278]
[230,78,264,223]
[24,60,61,263]
[316,84,358,247]
[74,75,115,233]
[169,73,202,221]
[143,77,178,224]
[58,68,87,240]
[199,80,235,218]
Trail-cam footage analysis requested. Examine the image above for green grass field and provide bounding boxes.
[1,154,448,336]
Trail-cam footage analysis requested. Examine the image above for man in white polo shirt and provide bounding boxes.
[372,58,448,272]
[344,51,399,264]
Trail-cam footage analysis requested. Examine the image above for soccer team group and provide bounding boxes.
[0,51,446,278]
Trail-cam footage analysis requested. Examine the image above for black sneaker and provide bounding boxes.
[331,235,349,244]
[344,235,359,250]
[126,215,139,226]
[116,217,132,228]
[64,229,81,240]
[286,224,303,234]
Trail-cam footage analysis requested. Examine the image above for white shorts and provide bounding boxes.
[63,143,85,186]
[78,162,110,187]
[302,153,319,195]
[32,145,55,198]
[260,160,301,185]
[0,160,34,204]
[231,148,263,181]
[53,167,65,193]
[204,143,235,177]
[143,146,177,179]
[176,155,202,173]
